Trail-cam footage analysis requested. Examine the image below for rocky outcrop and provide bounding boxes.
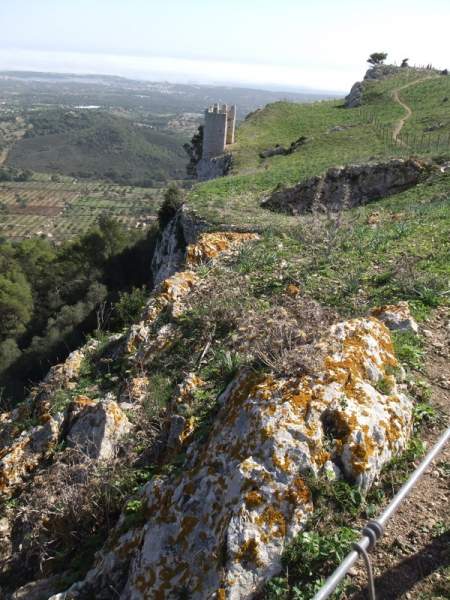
[53,317,412,599]
[371,301,419,334]
[196,153,233,181]
[128,231,259,362]
[262,158,430,215]
[364,64,400,81]
[151,205,208,287]
[66,397,131,460]
[344,65,401,108]
[259,136,308,159]
[344,81,364,108]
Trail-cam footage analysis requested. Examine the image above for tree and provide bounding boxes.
[183,125,204,177]
[401,58,409,68]
[158,185,184,229]
[367,52,388,66]
[0,264,33,339]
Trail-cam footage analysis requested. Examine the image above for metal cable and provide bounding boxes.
[312,425,450,600]
[352,541,376,600]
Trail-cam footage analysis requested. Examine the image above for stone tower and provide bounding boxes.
[202,103,236,159]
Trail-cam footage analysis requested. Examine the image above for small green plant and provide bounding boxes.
[375,376,394,395]
[50,389,73,415]
[392,331,425,371]
[125,498,144,514]
[265,576,290,599]
[279,527,358,600]
[413,402,438,426]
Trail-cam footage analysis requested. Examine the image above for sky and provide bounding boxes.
[0,0,448,93]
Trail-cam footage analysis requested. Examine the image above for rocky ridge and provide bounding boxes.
[0,210,419,600]
[261,158,430,215]
[51,317,413,600]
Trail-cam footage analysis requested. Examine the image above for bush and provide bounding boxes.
[157,185,184,229]
[110,286,148,329]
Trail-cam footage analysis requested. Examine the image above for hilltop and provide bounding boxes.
[6,109,187,185]
[0,65,449,600]
[188,66,450,228]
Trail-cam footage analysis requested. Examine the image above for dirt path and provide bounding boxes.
[391,77,438,144]
[349,307,450,599]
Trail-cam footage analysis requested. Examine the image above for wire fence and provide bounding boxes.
[358,107,450,155]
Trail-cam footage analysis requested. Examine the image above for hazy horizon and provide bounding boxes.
[0,0,448,93]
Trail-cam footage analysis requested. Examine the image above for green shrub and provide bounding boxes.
[158,185,184,229]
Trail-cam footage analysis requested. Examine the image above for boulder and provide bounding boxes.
[56,318,412,599]
[0,417,61,495]
[371,301,419,334]
[344,81,364,108]
[66,398,131,460]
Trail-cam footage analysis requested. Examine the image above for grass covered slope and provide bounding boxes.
[6,109,188,185]
[188,69,450,229]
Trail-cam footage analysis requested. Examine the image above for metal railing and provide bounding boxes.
[313,425,450,600]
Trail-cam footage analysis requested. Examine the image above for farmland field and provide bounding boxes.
[0,178,163,240]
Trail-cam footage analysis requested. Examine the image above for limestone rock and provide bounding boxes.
[196,153,233,180]
[262,159,430,215]
[364,64,400,81]
[66,398,131,460]
[10,574,68,600]
[371,301,419,333]
[151,205,207,287]
[344,81,364,108]
[0,417,60,495]
[186,232,259,266]
[56,318,412,599]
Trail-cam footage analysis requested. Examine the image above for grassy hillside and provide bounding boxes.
[183,67,450,598]
[6,109,188,185]
[184,67,450,328]
[188,68,450,229]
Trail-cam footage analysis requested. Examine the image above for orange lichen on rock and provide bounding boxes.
[186,232,259,266]
[55,317,412,599]
[286,283,301,297]
[245,490,263,508]
[285,476,312,505]
[236,538,262,566]
[257,506,286,538]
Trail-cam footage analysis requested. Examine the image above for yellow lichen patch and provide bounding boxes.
[257,506,286,538]
[72,395,96,407]
[174,373,205,407]
[286,283,301,297]
[126,376,149,402]
[350,434,377,474]
[236,538,262,566]
[285,384,312,415]
[179,416,196,444]
[285,476,312,506]
[312,447,331,468]
[160,270,199,302]
[245,490,263,508]
[186,232,259,266]
[272,452,292,473]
